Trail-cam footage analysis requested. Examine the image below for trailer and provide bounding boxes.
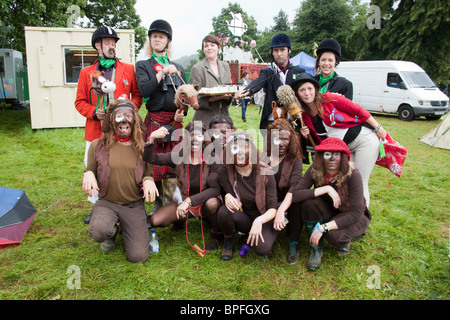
[0,49,25,108]
[24,27,135,129]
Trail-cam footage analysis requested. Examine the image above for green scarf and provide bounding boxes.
[152,53,169,66]
[96,57,115,112]
[99,57,116,69]
[319,72,335,94]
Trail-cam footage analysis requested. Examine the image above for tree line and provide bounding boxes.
[1,0,448,86]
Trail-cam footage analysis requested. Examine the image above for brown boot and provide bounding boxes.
[221,235,234,261]
[205,231,224,254]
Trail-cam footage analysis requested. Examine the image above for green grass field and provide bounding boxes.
[0,103,449,301]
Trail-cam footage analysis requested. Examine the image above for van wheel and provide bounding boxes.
[398,105,414,121]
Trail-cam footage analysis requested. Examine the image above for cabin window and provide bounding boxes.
[387,73,406,89]
[63,47,98,84]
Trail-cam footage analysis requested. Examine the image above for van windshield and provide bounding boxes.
[402,71,437,88]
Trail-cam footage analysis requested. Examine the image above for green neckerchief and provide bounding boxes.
[319,72,335,94]
[96,58,116,112]
[152,52,169,66]
[99,57,116,69]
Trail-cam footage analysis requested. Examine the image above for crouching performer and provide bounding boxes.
[143,121,222,254]
[218,131,279,261]
[277,137,371,270]
[82,99,158,262]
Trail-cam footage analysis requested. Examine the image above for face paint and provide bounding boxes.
[273,137,281,145]
[233,141,251,167]
[323,152,341,161]
[212,131,222,140]
[115,113,133,123]
[112,106,135,139]
[231,144,240,154]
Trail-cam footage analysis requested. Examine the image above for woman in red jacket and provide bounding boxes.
[290,73,387,207]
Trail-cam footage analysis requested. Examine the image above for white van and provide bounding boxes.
[336,60,449,121]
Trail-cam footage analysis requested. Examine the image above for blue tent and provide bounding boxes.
[291,51,316,75]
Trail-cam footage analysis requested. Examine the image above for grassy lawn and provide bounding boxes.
[0,102,448,301]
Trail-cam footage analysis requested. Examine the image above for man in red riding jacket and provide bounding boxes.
[75,26,142,224]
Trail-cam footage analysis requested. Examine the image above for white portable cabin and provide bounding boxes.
[24,27,135,129]
[0,49,25,104]
[336,60,449,120]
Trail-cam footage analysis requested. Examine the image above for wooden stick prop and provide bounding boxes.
[276,85,316,147]
[193,244,205,257]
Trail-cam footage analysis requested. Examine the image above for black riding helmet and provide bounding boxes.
[91,26,120,49]
[316,38,341,58]
[148,19,173,40]
[270,33,291,49]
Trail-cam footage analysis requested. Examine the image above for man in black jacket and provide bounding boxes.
[136,19,186,217]
[235,33,306,130]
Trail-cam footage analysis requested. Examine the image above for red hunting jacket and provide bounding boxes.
[75,59,143,141]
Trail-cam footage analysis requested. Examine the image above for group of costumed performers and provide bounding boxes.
[76,21,383,269]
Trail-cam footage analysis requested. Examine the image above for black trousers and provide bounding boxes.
[217,205,279,256]
[301,197,370,247]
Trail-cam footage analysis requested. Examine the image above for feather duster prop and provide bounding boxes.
[276,85,316,147]
[276,85,302,122]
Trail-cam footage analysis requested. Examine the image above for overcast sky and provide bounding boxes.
[135,0,303,61]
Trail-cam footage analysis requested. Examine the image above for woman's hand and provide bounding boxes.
[176,200,190,219]
[326,185,341,209]
[247,218,264,246]
[376,126,387,140]
[274,193,292,229]
[310,224,323,246]
[150,126,170,141]
[142,179,158,203]
[273,210,286,231]
[163,64,179,75]
[300,126,310,139]
[224,193,242,212]
[174,109,184,122]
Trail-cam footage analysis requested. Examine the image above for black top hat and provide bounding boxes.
[290,72,320,92]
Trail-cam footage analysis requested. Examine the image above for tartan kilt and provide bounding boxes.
[144,111,183,181]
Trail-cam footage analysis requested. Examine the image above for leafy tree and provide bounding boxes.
[290,0,356,59]
[272,9,290,32]
[374,0,449,85]
[0,0,146,58]
[184,58,199,73]
[211,2,258,55]
[80,0,147,54]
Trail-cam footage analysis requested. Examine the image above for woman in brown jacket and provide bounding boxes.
[217,131,278,261]
[143,121,222,253]
[277,137,371,270]
[267,119,304,264]
[189,34,232,127]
